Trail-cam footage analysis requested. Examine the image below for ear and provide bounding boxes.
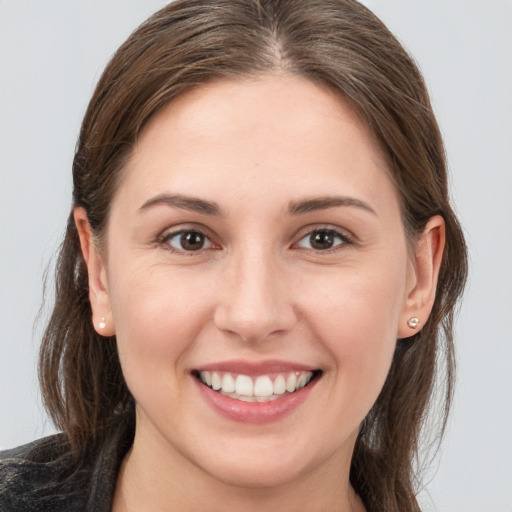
[398,215,445,338]
[74,207,115,336]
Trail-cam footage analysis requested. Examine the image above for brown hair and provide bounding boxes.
[39,1,467,510]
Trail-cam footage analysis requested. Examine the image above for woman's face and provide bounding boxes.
[85,75,425,488]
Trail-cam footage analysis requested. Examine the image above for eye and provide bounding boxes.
[163,230,214,252]
[296,229,349,251]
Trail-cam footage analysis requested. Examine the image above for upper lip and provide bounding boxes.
[194,359,318,376]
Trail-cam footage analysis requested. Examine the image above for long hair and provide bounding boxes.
[39,1,468,510]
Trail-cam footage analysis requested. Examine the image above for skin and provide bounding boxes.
[75,74,445,511]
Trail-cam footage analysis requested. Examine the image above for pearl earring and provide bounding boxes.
[99,317,106,329]
[407,317,420,329]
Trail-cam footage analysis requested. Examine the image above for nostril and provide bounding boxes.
[213,309,297,344]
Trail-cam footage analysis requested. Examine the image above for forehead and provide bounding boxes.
[136,73,381,160]
[118,73,398,216]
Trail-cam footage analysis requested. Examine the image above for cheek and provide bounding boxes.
[107,263,212,378]
[299,262,406,410]
[304,259,406,338]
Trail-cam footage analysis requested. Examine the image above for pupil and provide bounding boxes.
[310,230,334,250]
[181,232,204,250]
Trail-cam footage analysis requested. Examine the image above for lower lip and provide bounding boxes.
[194,375,319,424]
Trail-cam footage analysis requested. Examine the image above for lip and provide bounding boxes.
[195,359,317,376]
[192,360,321,424]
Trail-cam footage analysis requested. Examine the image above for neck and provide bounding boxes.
[112,426,365,512]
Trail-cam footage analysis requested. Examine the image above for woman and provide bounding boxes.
[0,0,467,510]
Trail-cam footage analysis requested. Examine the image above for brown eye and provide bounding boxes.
[297,229,347,251]
[165,230,213,252]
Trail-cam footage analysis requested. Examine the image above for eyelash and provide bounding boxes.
[293,226,354,253]
[157,228,218,255]
[157,226,354,255]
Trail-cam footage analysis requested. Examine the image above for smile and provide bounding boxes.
[194,370,319,402]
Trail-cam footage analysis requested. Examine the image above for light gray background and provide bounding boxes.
[1,1,511,511]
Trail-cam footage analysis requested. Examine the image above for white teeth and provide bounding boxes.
[235,375,253,396]
[200,371,212,387]
[296,374,309,390]
[211,372,221,391]
[197,370,316,400]
[222,373,235,393]
[273,375,286,395]
[286,373,297,392]
[254,375,273,397]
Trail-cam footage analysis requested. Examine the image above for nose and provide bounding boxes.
[213,247,297,343]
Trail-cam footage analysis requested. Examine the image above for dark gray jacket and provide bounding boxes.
[0,424,132,512]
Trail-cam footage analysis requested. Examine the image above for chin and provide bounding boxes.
[190,434,330,490]
[206,456,308,489]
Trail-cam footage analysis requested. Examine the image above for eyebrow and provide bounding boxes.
[138,194,224,216]
[138,193,376,217]
[288,196,377,216]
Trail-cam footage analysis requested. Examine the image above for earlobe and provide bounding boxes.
[398,215,445,338]
[74,207,115,336]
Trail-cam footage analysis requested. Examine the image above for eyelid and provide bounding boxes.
[154,223,355,255]
[291,224,355,252]
[156,224,220,254]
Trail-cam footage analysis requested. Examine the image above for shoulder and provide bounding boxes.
[0,421,134,512]
[0,433,69,465]
[0,434,87,512]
